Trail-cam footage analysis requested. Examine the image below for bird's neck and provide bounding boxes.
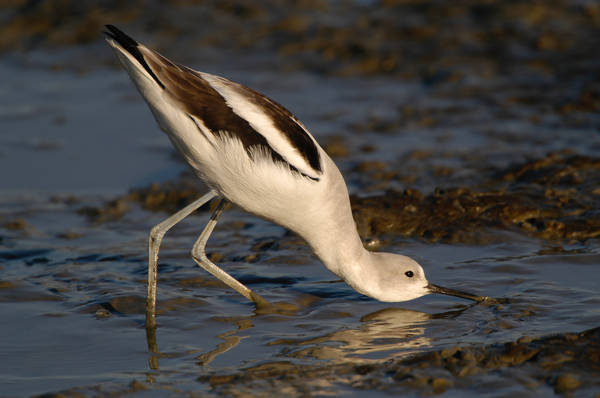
[308,217,368,280]
[290,154,372,289]
[295,189,370,285]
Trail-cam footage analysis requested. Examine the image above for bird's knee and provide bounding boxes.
[191,246,207,263]
[149,224,165,244]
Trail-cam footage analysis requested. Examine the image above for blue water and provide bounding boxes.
[1,43,599,397]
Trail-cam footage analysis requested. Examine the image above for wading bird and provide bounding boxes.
[104,25,488,327]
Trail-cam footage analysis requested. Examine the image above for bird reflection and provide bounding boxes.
[273,306,468,362]
[195,319,253,366]
[145,317,253,369]
[145,304,470,369]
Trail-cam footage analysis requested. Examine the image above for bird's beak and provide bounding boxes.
[427,283,489,302]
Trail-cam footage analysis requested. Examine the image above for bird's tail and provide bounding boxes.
[104,25,165,90]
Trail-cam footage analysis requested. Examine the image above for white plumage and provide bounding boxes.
[104,25,487,326]
[201,73,321,179]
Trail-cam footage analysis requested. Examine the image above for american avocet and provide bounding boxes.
[104,25,488,327]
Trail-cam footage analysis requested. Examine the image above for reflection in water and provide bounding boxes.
[274,307,470,363]
[274,308,434,362]
[145,317,254,370]
[195,319,253,366]
[145,306,470,370]
[146,325,159,371]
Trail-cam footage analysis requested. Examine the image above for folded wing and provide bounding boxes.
[105,25,322,180]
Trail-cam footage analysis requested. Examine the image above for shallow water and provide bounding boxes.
[2,2,600,396]
[1,192,599,396]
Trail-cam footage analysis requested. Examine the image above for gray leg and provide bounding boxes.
[191,199,269,307]
[146,190,217,328]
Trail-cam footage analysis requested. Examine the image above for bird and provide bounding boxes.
[104,25,488,327]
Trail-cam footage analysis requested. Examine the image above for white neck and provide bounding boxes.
[292,174,371,290]
[282,156,429,303]
[280,152,379,296]
[307,212,368,279]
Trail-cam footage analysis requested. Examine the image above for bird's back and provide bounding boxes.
[105,26,355,247]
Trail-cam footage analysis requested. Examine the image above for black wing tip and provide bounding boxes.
[104,24,138,48]
[104,24,166,90]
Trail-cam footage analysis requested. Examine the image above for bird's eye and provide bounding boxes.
[405,271,414,278]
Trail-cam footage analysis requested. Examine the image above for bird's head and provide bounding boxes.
[353,252,488,303]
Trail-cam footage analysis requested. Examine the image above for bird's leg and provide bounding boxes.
[191,199,269,307]
[146,190,218,329]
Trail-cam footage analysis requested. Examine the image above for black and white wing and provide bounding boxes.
[105,25,322,181]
